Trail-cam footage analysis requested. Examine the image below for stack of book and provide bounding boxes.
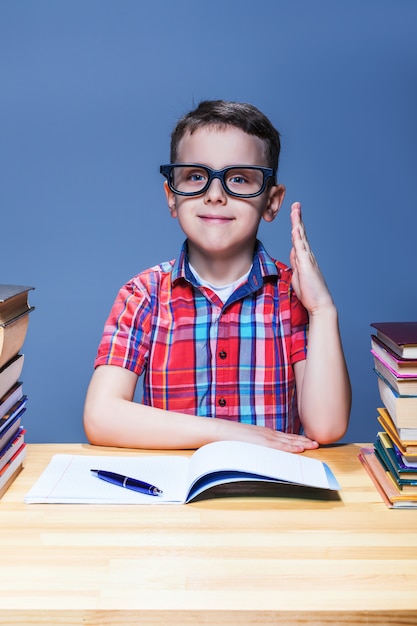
[359,321,417,508]
[0,285,34,498]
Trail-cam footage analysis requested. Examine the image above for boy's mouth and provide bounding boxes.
[199,214,234,223]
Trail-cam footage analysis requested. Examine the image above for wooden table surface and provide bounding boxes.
[1,443,417,625]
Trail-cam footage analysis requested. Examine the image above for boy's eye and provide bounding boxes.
[183,168,208,183]
[172,167,208,190]
[229,175,248,185]
[189,172,206,182]
[227,169,254,186]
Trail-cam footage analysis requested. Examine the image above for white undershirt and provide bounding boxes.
[189,263,252,303]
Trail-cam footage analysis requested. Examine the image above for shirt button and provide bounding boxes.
[219,350,227,360]
[218,397,227,407]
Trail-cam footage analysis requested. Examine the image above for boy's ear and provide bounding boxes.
[164,181,178,217]
[263,184,286,222]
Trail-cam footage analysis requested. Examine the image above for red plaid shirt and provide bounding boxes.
[95,240,308,433]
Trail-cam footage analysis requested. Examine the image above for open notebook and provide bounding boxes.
[24,440,340,504]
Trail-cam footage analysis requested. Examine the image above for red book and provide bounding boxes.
[371,322,417,359]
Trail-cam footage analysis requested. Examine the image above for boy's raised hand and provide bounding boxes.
[289,202,333,315]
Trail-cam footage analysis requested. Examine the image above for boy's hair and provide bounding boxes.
[170,100,281,170]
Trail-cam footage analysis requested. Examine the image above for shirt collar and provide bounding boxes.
[172,240,280,290]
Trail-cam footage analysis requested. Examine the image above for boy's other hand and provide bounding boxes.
[289,202,334,315]
[216,419,319,453]
[250,426,319,453]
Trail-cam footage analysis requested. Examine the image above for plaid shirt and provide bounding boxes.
[95,240,308,433]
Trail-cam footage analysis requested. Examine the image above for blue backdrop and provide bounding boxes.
[1,0,416,444]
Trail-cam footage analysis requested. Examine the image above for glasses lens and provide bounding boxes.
[224,168,265,196]
[170,166,209,194]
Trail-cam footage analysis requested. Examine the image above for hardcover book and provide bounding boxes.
[377,408,417,456]
[0,354,24,401]
[372,357,417,396]
[374,435,417,491]
[376,375,417,431]
[359,447,417,508]
[0,313,31,370]
[0,442,26,498]
[0,285,34,326]
[371,321,417,359]
[371,336,417,375]
[0,428,25,472]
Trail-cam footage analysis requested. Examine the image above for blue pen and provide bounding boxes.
[90,469,163,496]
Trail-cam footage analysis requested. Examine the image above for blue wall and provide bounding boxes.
[1,1,416,444]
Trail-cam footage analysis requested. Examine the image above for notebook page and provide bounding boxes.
[24,454,190,503]
[185,440,335,494]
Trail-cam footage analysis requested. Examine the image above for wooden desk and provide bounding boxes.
[1,443,417,625]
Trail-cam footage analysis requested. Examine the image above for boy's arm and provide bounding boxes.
[290,202,351,443]
[83,364,319,452]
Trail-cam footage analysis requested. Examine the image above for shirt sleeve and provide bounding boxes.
[290,290,309,364]
[94,278,153,376]
[275,262,309,365]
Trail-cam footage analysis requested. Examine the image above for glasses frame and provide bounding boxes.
[160,163,277,198]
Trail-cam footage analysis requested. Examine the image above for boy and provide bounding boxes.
[84,100,351,451]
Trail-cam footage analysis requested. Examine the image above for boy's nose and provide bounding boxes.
[204,176,227,203]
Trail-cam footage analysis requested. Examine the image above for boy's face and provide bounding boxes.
[164,125,285,265]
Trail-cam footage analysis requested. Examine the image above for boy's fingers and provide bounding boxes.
[290,202,308,243]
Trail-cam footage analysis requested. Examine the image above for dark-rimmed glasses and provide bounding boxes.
[160,163,277,198]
